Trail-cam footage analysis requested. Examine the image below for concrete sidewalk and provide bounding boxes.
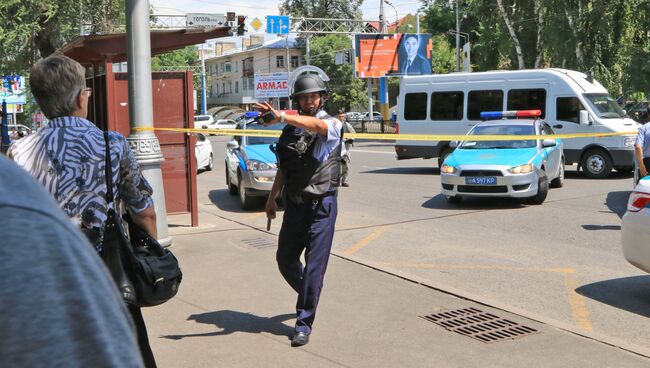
[142,208,649,368]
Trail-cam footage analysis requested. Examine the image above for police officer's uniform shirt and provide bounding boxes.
[296,110,342,161]
[635,123,650,158]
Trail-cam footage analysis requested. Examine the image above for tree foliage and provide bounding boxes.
[308,35,367,111]
[0,0,124,74]
[421,0,650,97]
[280,0,363,19]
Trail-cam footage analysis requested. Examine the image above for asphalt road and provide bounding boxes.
[200,136,650,356]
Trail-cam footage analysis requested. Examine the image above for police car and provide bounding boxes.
[621,177,650,273]
[440,110,564,205]
[225,111,286,210]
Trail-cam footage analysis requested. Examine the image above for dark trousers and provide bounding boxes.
[127,304,157,368]
[277,194,338,334]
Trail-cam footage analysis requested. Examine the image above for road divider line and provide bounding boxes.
[563,271,594,332]
[343,227,388,256]
[135,126,638,142]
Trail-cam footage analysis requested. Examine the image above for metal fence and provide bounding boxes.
[346,119,397,134]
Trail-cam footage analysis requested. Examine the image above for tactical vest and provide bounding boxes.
[275,124,343,197]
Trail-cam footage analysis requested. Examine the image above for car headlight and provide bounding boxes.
[440,164,457,174]
[246,160,275,171]
[624,136,636,147]
[508,164,534,174]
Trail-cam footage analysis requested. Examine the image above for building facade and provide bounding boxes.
[206,36,303,110]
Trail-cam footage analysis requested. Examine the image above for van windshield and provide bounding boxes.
[460,125,536,149]
[584,93,625,119]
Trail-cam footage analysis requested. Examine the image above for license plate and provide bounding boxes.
[465,177,497,185]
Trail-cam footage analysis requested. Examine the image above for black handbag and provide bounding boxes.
[103,132,182,307]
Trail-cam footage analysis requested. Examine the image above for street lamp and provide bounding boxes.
[383,0,399,31]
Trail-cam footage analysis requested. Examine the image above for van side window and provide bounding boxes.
[556,97,584,124]
[468,90,504,120]
[431,92,464,120]
[404,93,428,120]
[507,89,546,118]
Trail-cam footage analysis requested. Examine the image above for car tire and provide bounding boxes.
[226,165,237,195]
[446,195,461,204]
[549,158,564,188]
[524,175,548,205]
[238,172,255,210]
[581,149,613,178]
[438,147,453,170]
[205,154,213,171]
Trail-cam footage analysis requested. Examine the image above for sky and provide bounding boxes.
[150,0,425,34]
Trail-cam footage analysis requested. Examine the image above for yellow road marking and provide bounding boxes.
[563,271,594,332]
[343,227,388,256]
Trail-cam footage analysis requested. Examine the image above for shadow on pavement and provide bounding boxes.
[161,311,295,340]
[208,189,263,213]
[581,224,621,231]
[422,194,524,210]
[361,167,439,175]
[605,190,631,219]
[564,170,633,181]
[577,276,650,318]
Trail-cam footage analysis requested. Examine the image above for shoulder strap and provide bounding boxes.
[103,131,114,205]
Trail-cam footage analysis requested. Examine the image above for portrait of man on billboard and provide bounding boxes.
[398,34,432,75]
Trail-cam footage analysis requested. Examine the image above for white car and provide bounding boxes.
[622,177,650,272]
[195,133,213,173]
[204,119,237,135]
[194,115,215,129]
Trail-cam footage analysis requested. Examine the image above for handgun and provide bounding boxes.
[266,217,272,231]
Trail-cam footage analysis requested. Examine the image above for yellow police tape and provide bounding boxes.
[134,126,638,142]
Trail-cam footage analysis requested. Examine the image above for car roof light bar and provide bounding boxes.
[480,110,542,120]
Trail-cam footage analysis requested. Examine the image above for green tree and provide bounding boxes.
[280,0,363,19]
[308,35,367,111]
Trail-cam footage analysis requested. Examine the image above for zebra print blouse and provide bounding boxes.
[9,117,154,250]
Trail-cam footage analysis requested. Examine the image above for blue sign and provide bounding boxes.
[266,15,290,34]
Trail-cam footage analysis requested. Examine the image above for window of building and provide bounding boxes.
[430,91,464,120]
[224,62,232,73]
[222,83,226,94]
[467,90,504,120]
[507,89,546,118]
[556,97,584,124]
[228,82,232,94]
[242,77,248,91]
[276,56,284,68]
[235,81,239,94]
[291,55,299,68]
[248,77,254,90]
[404,93,428,120]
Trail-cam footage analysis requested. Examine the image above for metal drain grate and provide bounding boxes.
[241,238,276,249]
[421,307,539,343]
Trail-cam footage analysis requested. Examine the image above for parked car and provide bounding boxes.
[204,119,237,135]
[194,114,215,129]
[195,132,213,173]
[440,110,564,205]
[363,111,383,121]
[622,177,650,273]
[225,121,284,210]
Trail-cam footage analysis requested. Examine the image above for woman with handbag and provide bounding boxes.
[9,55,159,368]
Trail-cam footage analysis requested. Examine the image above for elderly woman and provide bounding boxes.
[8,55,158,367]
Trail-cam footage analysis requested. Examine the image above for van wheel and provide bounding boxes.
[226,165,237,195]
[550,158,564,188]
[524,176,548,205]
[438,147,453,169]
[581,149,612,178]
[205,154,213,171]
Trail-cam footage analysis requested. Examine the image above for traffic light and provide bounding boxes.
[237,15,247,36]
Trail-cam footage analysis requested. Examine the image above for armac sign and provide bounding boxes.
[254,72,289,99]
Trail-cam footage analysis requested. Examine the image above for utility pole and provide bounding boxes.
[378,0,389,126]
[125,0,170,245]
[200,44,207,115]
[456,0,461,72]
[286,34,292,109]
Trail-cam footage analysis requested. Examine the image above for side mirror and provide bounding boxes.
[579,110,591,125]
[449,141,458,148]
[226,140,239,150]
[196,133,207,142]
[542,139,557,148]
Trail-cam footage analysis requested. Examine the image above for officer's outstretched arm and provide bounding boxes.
[283,115,329,136]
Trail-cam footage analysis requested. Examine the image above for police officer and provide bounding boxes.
[635,117,650,183]
[254,73,342,347]
[337,109,355,187]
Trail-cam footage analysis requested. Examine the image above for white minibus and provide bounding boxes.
[395,69,638,178]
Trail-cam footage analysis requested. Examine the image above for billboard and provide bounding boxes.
[354,34,433,78]
[254,72,289,99]
[0,75,26,104]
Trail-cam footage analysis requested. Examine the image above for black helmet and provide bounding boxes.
[291,74,328,99]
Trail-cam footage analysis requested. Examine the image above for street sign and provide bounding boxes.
[266,15,290,34]
[186,13,227,27]
[254,73,289,98]
[250,17,263,31]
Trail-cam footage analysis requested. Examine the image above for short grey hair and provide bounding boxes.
[30,55,86,119]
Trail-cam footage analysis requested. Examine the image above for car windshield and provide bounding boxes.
[460,124,536,149]
[242,123,285,145]
[584,93,625,119]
